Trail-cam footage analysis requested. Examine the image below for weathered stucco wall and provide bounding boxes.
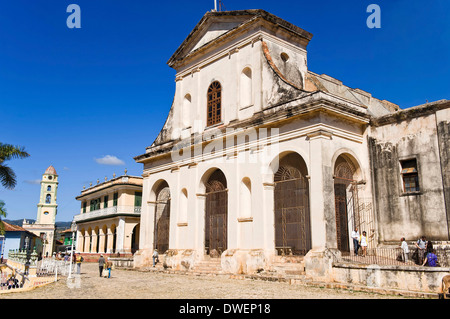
[436,108,450,237]
[369,109,450,242]
[332,263,450,294]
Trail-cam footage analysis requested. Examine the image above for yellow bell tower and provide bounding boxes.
[37,165,58,224]
[23,165,58,257]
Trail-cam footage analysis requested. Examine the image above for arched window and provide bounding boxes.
[240,177,252,218]
[240,68,252,107]
[180,188,188,224]
[183,94,191,128]
[46,194,51,204]
[207,81,222,127]
[47,185,51,191]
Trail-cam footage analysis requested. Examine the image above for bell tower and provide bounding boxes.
[37,165,58,224]
[24,165,58,257]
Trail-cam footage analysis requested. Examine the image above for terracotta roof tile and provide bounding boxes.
[45,165,57,175]
[2,221,27,232]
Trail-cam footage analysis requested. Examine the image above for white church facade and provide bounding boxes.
[133,10,450,275]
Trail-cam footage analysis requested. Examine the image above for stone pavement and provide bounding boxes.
[0,262,412,299]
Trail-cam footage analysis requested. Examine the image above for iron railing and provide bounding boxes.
[0,271,25,290]
[36,258,75,277]
[338,247,450,267]
[73,205,141,222]
[1,257,75,291]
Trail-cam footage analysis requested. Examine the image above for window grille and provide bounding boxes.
[207,81,222,127]
[401,159,420,192]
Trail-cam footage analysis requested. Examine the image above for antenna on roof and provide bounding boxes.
[219,0,226,11]
[212,0,226,12]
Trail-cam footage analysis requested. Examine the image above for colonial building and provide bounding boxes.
[23,165,59,257]
[133,10,450,274]
[73,172,142,259]
[1,221,42,260]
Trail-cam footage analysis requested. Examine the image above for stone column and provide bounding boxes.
[106,228,114,253]
[98,229,106,254]
[304,130,336,282]
[262,182,275,253]
[83,233,90,253]
[116,217,125,254]
[122,223,135,254]
[91,232,98,253]
[145,202,156,250]
[196,193,207,258]
[133,193,155,268]
[76,230,83,252]
[307,130,331,250]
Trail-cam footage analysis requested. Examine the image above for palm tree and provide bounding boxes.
[0,143,30,189]
[0,200,6,236]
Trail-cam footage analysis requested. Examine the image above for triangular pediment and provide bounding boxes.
[167,10,313,68]
[190,19,248,52]
[168,11,257,68]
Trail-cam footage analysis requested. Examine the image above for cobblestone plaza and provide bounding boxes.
[0,262,407,300]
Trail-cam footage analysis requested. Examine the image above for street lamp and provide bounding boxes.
[24,236,30,275]
[68,220,76,279]
[42,233,47,259]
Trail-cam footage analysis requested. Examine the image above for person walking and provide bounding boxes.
[152,249,159,267]
[98,254,106,277]
[400,237,409,263]
[76,253,83,274]
[351,227,360,256]
[105,258,112,278]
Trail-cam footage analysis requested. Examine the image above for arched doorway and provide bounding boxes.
[154,181,171,254]
[111,225,117,254]
[274,153,311,256]
[87,228,93,253]
[205,169,228,257]
[102,225,108,253]
[131,224,140,254]
[334,154,359,253]
[95,227,100,253]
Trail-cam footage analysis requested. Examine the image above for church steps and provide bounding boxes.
[191,257,222,274]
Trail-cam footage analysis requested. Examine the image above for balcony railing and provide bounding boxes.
[73,205,141,222]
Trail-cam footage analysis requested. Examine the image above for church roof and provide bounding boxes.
[45,165,57,175]
[167,9,313,68]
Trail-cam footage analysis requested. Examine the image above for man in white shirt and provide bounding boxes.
[400,237,409,263]
[351,227,360,256]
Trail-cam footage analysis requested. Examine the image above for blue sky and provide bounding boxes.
[0,0,449,222]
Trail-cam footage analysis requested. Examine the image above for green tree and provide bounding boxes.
[0,143,29,234]
[0,200,6,235]
[0,143,30,189]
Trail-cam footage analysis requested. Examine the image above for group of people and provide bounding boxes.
[352,228,439,267]
[411,235,439,267]
[399,235,438,266]
[351,227,369,257]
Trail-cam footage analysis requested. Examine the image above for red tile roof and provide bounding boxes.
[2,221,28,232]
[45,165,57,175]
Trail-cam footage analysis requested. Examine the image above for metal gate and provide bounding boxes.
[334,161,355,253]
[274,166,311,256]
[205,170,228,257]
[334,180,353,252]
[154,186,171,254]
[334,157,377,254]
